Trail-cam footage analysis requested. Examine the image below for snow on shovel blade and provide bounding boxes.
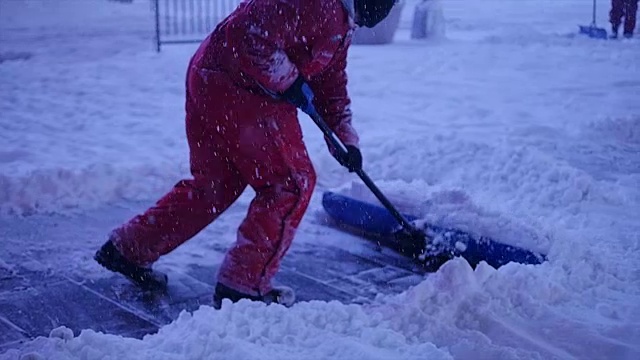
[321,191,547,271]
[416,221,547,269]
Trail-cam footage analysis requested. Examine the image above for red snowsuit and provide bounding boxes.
[611,0,639,35]
[111,0,359,296]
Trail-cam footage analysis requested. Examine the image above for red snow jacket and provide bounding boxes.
[192,0,359,146]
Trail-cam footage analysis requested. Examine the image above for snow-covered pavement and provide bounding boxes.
[1,0,639,359]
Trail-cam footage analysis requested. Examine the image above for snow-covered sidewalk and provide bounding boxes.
[1,0,639,359]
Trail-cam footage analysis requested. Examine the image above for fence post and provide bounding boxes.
[154,0,161,52]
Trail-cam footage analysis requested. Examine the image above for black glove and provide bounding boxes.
[334,145,362,173]
[281,76,315,115]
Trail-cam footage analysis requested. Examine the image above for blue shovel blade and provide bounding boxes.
[321,191,547,270]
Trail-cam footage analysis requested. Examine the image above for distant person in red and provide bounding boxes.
[610,0,638,38]
[94,0,398,308]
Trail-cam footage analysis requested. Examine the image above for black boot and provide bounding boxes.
[611,25,619,39]
[213,282,296,309]
[94,240,168,291]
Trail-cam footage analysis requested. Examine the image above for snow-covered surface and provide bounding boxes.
[1,0,639,359]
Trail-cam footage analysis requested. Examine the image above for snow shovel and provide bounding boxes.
[305,107,547,270]
[579,0,608,39]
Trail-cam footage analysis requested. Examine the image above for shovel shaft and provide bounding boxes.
[354,168,417,231]
[307,107,418,233]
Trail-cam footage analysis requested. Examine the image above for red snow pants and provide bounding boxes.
[111,62,316,296]
[611,0,639,35]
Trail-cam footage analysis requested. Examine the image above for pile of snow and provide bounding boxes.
[0,0,191,216]
[6,295,450,360]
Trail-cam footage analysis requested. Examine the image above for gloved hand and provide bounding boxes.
[333,144,362,173]
[281,76,315,115]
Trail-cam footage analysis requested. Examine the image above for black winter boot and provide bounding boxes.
[213,282,296,309]
[94,240,168,291]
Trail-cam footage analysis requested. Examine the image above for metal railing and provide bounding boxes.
[153,0,242,52]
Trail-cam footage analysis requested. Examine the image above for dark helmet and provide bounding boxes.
[354,0,397,28]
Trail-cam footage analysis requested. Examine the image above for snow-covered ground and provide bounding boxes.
[1,0,639,359]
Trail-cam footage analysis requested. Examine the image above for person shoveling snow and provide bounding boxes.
[94,0,398,308]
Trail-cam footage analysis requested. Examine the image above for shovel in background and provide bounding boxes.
[579,0,609,39]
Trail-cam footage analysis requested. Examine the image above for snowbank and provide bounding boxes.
[0,0,192,215]
[4,297,451,360]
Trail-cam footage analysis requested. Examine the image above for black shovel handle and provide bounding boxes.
[306,107,420,234]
